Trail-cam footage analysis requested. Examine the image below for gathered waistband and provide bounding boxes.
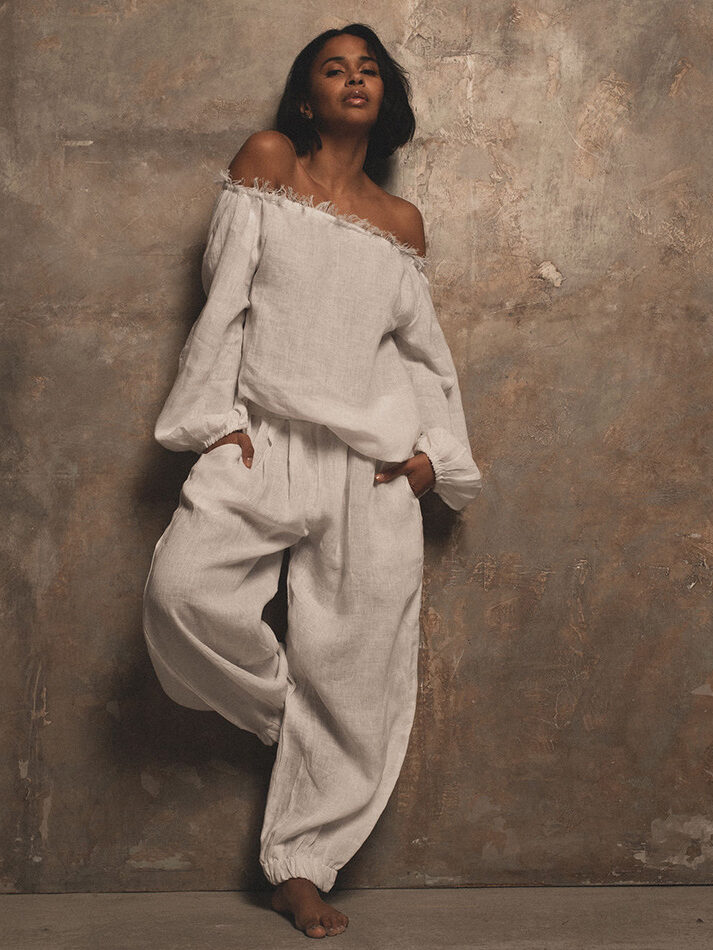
[245,398,402,470]
[246,398,342,443]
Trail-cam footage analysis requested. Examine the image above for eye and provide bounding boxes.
[325,67,379,77]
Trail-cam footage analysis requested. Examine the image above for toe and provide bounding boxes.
[304,918,327,938]
[322,914,347,935]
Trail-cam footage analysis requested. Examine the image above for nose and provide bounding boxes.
[347,76,364,85]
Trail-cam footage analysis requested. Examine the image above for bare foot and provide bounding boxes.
[271,876,349,938]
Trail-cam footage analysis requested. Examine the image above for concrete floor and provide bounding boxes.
[1,886,711,949]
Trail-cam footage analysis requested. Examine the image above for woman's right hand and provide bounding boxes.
[203,430,254,467]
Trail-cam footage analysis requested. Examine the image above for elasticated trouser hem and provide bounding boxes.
[262,854,338,893]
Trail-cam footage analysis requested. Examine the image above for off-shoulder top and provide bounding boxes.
[153,171,482,511]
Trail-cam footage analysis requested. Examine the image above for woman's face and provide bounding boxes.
[302,34,384,132]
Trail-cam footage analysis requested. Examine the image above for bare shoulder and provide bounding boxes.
[383,193,427,257]
[227,131,298,190]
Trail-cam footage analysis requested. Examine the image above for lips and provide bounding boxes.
[343,91,367,101]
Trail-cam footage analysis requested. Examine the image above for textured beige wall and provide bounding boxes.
[3,0,713,893]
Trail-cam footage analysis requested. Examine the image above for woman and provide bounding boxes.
[143,23,482,939]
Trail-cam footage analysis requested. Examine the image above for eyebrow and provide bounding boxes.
[320,55,378,68]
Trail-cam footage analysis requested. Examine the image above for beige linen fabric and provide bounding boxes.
[154,172,482,510]
[143,174,483,891]
[143,400,424,892]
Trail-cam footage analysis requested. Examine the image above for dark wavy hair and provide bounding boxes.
[274,23,416,182]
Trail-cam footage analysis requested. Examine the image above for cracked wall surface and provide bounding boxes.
[3,0,713,891]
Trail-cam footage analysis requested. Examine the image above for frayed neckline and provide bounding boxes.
[215,170,429,272]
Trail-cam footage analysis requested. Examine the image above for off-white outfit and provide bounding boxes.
[142,172,482,893]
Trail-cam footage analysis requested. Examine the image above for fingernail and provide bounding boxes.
[375,473,384,481]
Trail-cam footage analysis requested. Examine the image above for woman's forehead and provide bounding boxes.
[313,35,377,68]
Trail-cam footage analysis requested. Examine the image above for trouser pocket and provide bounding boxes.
[246,410,276,469]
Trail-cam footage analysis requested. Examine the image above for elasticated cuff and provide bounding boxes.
[413,426,483,511]
[199,409,250,451]
[261,854,338,893]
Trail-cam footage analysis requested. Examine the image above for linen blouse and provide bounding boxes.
[154,171,483,511]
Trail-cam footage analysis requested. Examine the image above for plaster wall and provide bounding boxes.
[3,0,713,891]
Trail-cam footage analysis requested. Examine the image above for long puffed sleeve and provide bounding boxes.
[393,266,483,511]
[153,186,264,453]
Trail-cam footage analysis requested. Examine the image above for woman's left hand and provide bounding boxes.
[374,451,436,498]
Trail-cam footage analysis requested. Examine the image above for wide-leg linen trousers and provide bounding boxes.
[142,400,424,893]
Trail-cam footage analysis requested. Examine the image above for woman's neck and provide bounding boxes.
[296,132,372,200]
